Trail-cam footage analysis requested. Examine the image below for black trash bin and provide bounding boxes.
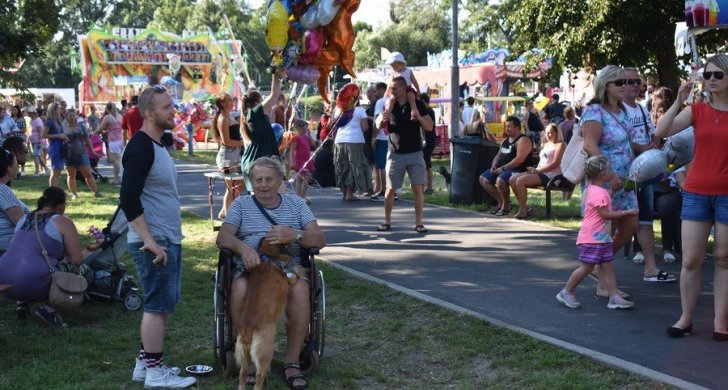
[449,136,500,205]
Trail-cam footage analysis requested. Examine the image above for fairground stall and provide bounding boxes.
[78,27,244,107]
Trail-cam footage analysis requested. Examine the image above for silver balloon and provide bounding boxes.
[629,149,668,183]
[662,127,695,167]
[300,5,319,30]
[317,0,341,26]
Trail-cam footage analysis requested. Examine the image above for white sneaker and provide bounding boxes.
[143,365,195,389]
[133,359,182,383]
[607,295,634,310]
[632,252,645,264]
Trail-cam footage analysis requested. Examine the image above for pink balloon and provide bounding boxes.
[287,65,320,84]
[298,28,324,64]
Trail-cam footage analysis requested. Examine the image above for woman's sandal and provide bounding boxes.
[283,363,309,390]
[377,223,391,231]
[415,225,428,233]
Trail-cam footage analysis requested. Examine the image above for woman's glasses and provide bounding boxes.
[703,71,725,80]
[609,79,627,87]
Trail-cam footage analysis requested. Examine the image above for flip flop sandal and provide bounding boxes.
[376,223,391,232]
[245,371,256,389]
[415,225,428,233]
[644,270,677,282]
[494,209,510,216]
[486,207,500,215]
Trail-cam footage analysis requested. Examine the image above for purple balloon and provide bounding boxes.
[287,65,320,84]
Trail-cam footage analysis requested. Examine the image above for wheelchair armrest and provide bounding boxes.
[304,247,320,255]
[220,248,234,258]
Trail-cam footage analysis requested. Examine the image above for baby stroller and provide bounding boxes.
[82,207,142,311]
[76,133,109,183]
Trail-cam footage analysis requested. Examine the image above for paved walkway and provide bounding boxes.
[167,160,721,390]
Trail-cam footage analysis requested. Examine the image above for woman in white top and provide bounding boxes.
[509,124,566,219]
[332,104,371,201]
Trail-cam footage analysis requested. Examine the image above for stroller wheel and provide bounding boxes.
[123,292,143,311]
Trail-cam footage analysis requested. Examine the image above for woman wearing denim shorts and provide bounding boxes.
[657,54,728,340]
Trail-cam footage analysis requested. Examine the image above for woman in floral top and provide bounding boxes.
[582,65,639,299]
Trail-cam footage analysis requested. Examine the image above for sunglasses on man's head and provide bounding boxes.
[703,71,725,80]
[140,84,168,111]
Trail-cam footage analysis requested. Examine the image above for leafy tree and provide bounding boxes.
[502,0,684,90]
[355,7,450,69]
[0,0,60,88]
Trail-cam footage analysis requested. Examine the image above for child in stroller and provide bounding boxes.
[83,207,142,310]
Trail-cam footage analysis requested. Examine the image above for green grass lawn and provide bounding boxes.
[0,160,664,388]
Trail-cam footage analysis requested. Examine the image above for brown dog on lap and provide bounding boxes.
[235,239,301,390]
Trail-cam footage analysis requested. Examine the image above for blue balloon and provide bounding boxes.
[271,123,284,144]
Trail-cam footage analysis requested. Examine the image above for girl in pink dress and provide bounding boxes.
[289,120,316,203]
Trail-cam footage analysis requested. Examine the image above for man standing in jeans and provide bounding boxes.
[377,77,434,233]
[120,85,196,389]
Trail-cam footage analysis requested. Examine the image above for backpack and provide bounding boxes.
[559,121,586,183]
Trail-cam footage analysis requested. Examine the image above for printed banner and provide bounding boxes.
[79,27,242,104]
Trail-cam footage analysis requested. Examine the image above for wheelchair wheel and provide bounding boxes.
[214,259,239,377]
[300,269,325,376]
[312,269,326,357]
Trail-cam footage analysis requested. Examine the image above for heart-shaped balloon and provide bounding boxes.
[629,149,668,183]
[298,28,324,64]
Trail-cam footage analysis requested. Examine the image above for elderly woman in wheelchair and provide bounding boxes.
[216,157,326,389]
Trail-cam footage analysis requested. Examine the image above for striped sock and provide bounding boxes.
[138,343,145,361]
[144,351,163,369]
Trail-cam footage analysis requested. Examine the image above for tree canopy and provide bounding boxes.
[0,0,60,88]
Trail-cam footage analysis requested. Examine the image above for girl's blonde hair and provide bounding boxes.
[543,123,565,143]
[584,155,610,181]
[704,54,728,103]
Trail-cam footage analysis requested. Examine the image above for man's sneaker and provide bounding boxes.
[607,295,634,310]
[556,289,581,308]
[34,305,68,329]
[370,194,384,201]
[133,359,181,383]
[424,188,434,195]
[144,365,196,389]
[94,191,104,197]
[71,193,79,200]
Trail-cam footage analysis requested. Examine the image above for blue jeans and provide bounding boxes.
[636,183,655,226]
[681,191,728,225]
[129,238,182,313]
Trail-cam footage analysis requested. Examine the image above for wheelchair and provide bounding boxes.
[213,246,326,377]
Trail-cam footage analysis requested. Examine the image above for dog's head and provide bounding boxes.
[257,238,305,284]
[258,239,294,264]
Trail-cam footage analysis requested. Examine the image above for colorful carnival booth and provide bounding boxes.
[77,27,244,107]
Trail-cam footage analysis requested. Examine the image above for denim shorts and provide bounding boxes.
[129,238,182,314]
[636,183,654,225]
[681,191,728,225]
[481,168,522,184]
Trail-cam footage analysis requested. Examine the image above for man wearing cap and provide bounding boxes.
[377,76,433,234]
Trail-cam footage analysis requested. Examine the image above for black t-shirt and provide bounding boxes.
[423,107,437,148]
[390,99,429,154]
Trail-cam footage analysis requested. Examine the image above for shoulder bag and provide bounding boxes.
[34,214,88,310]
[560,119,587,183]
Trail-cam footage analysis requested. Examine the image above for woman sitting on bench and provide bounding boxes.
[509,124,566,219]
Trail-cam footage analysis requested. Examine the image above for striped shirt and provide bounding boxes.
[223,194,316,260]
[0,184,29,251]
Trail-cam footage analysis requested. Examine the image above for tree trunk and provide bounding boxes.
[655,44,679,93]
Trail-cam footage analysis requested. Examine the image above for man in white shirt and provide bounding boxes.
[623,67,675,284]
[0,104,19,145]
[462,96,476,126]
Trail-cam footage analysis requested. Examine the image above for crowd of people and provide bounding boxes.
[101,39,211,64]
[2,44,727,388]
